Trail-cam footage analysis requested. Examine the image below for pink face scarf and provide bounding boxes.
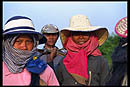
[63,32,102,80]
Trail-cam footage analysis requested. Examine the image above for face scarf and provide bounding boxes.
[63,32,102,83]
[3,34,38,73]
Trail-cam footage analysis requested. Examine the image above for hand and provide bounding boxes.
[47,47,57,62]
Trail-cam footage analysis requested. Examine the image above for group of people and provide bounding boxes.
[3,15,127,86]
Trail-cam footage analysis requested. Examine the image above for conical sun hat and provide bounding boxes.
[3,16,46,44]
[60,14,109,48]
[115,17,127,38]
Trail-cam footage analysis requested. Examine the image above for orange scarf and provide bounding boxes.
[64,32,102,80]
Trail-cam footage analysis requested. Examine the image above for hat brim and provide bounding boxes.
[62,26,106,32]
[60,27,108,48]
[3,30,47,44]
[39,35,47,44]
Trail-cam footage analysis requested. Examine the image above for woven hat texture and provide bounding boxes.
[60,14,109,47]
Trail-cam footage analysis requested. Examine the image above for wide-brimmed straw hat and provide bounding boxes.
[115,17,127,38]
[60,14,109,48]
[3,16,46,44]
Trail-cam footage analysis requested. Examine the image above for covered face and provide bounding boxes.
[2,16,44,74]
[2,33,39,73]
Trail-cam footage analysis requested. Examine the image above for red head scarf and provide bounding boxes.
[63,32,102,80]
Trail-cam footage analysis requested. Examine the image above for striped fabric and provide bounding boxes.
[3,16,47,44]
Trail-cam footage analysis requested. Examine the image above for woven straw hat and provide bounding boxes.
[115,17,127,38]
[3,16,47,44]
[60,14,109,48]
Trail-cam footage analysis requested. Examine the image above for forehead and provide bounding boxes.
[16,34,33,39]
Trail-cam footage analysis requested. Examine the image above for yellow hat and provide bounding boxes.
[60,14,109,48]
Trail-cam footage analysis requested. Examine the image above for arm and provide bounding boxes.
[46,47,57,70]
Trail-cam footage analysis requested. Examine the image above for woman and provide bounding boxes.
[56,14,109,86]
[3,16,59,86]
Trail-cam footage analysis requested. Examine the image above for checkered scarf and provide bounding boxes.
[3,34,38,73]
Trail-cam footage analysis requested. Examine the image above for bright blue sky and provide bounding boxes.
[3,1,127,49]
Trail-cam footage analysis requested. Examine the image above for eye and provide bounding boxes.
[15,40,22,44]
[26,40,33,43]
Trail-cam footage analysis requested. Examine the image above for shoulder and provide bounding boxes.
[39,65,54,81]
[89,55,108,64]
[56,48,67,57]
[97,56,108,63]
[42,65,54,74]
[92,55,106,60]
[56,57,65,70]
[40,65,56,78]
[93,56,109,70]
[96,56,107,60]
[37,49,45,54]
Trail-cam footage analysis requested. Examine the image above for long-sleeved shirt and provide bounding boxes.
[3,62,59,86]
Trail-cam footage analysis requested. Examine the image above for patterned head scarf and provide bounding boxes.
[3,34,38,73]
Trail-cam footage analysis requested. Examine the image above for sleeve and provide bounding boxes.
[55,60,64,85]
[100,56,110,85]
[40,65,59,86]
